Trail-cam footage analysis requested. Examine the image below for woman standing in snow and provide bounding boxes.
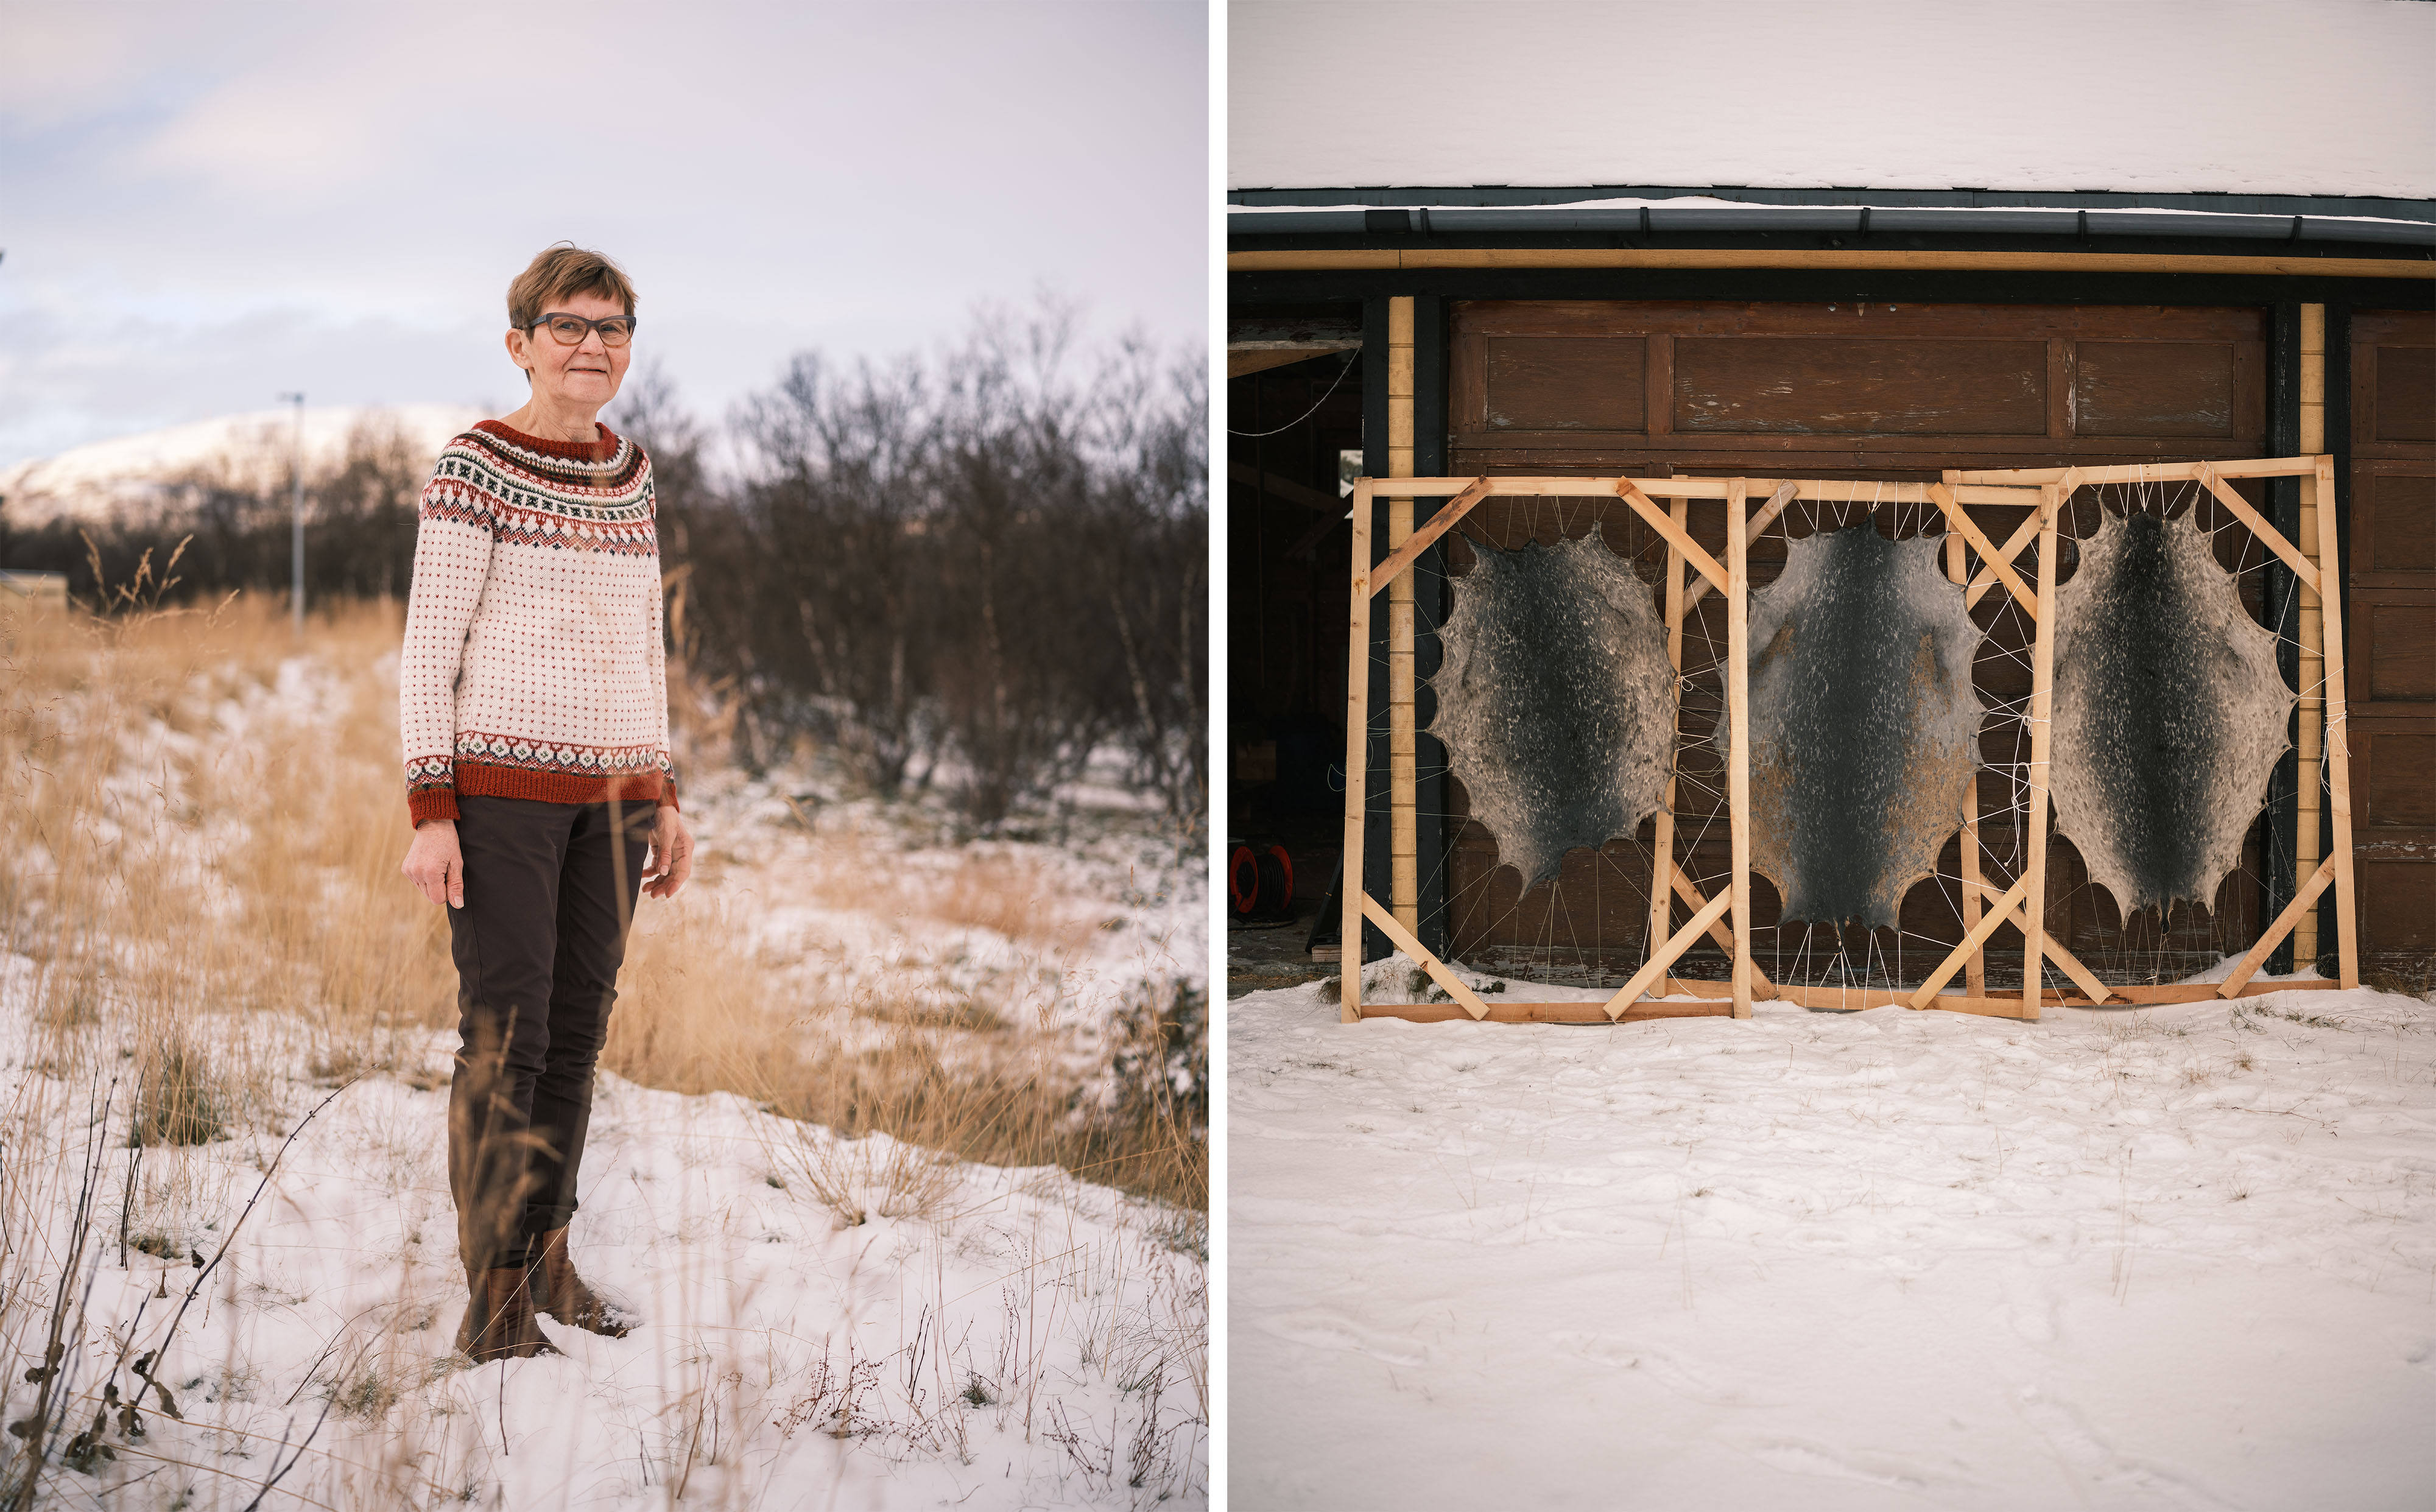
[398,244,695,1362]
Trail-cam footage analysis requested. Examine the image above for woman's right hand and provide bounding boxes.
[403,819,466,909]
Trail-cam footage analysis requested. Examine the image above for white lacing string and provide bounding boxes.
[1228,351,1357,438]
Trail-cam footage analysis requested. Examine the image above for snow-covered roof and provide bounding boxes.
[0,404,487,529]
[1231,1,2436,200]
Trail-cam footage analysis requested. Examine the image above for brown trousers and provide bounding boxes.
[446,795,654,1273]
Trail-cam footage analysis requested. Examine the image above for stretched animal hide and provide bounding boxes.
[1722,526,1985,931]
[1429,525,1675,893]
[2050,508,2292,916]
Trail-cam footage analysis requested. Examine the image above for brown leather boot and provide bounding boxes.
[534,1226,633,1337]
[454,1266,553,1361]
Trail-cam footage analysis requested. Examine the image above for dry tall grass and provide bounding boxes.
[0,592,1203,1215]
[0,590,1206,1508]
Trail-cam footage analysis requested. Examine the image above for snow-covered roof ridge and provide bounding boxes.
[1232,1,2436,199]
[0,403,489,529]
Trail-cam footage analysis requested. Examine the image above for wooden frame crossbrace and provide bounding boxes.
[1337,460,2358,1025]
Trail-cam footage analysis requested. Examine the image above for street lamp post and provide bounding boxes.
[278,392,304,635]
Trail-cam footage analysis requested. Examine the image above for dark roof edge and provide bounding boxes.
[1228,185,2436,223]
[1233,206,2436,248]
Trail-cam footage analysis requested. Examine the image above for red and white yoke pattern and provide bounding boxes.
[400,419,677,826]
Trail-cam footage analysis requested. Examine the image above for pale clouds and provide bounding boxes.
[0,0,1208,468]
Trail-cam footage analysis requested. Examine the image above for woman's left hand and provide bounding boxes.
[643,807,695,899]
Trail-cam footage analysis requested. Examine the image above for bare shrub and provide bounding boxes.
[642,306,1206,829]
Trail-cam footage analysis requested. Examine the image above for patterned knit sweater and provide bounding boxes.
[400,420,676,826]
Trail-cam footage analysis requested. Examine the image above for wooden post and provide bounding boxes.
[1943,468,1968,585]
[1649,496,1687,960]
[1946,471,1988,999]
[1386,298,1419,935]
[1962,778,1987,999]
[1727,479,1753,1019]
[1342,480,1375,1023]
[2313,454,2359,989]
[2018,483,2061,1020]
[2292,305,2328,968]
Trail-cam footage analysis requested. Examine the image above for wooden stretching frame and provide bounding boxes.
[1339,457,2360,1026]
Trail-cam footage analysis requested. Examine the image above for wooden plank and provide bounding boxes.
[2195,464,2321,589]
[2038,926,2111,1004]
[1388,297,1418,933]
[1728,478,1753,1019]
[1340,480,1373,1024]
[1951,870,2110,1004]
[2019,484,2063,1019]
[1929,480,2042,620]
[1360,893,1490,1021]
[1669,863,1775,994]
[1683,481,1796,612]
[1769,981,2033,1018]
[2295,457,2325,965]
[1351,476,2044,505]
[1353,971,2341,1029]
[1229,250,2436,280]
[1354,999,1733,1025]
[2114,979,2344,1004]
[1957,457,2324,484]
[2315,454,2361,990]
[1962,764,1987,999]
[1910,874,2033,1007]
[1602,888,1735,1020]
[2218,855,2339,997]
[1618,479,1730,596]
[1452,298,2265,345]
[1649,497,1685,963]
[1968,510,2046,608]
[1945,468,1970,585]
[1365,478,1490,597]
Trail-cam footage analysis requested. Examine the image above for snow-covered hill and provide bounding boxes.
[0,404,487,529]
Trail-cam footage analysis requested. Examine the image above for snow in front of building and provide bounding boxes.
[1231,966,2436,1508]
[1231,0,2436,199]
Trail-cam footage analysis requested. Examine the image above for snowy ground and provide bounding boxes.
[4,975,1205,1510]
[681,755,1206,1074]
[0,631,1206,1509]
[1230,968,2436,1510]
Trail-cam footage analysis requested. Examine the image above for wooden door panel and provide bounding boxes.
[2355,727,2436,830]
[1452,301,2267,460]
[2353,309,2436,460]
[2349,593,2436,714]
[1482,337,1646,431]
[2346,310,2435,980]
[2374,348,2435,443]
[1672,337,2046,435]
[2350,464,2436,588]
[2074,342,2239,437]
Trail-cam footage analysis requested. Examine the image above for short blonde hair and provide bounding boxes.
[506,244,638,331]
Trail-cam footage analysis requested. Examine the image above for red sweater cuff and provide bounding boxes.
[409,789,461,826]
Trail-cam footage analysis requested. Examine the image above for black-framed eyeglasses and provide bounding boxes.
[528,312,637,347]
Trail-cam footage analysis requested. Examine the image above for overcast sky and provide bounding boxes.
[0,1,1208,470]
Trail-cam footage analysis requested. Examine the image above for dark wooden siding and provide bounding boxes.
[2350,309,2436,982]
[1441,299,2277,983]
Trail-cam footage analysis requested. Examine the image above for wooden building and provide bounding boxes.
[1227,6,2435,991]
